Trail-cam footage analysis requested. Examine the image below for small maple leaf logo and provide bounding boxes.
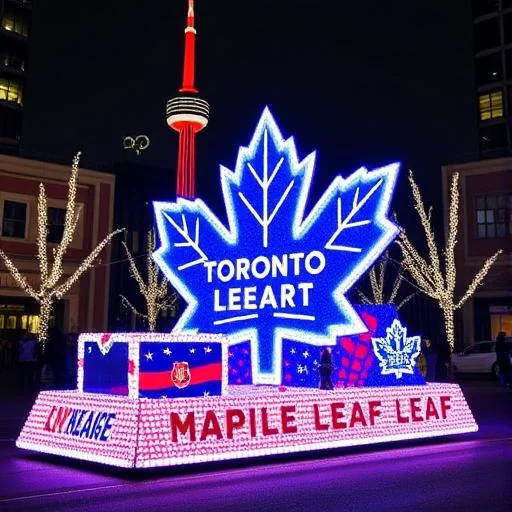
[154,107,399,385]
[371,319,421,378]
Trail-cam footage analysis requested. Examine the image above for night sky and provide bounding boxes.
[21,0,477,234]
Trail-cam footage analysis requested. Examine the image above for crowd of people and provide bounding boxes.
[3,326,510,394]
[0,328,78,395]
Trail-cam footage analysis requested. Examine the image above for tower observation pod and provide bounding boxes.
[166,0,209,199]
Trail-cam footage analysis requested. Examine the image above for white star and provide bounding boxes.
[302,350,310,359]
[204,346,212,354]
[88,347,92,354]
[145,351,153,361]
[203,391,210,397]
[290,348,296,354]
[163,347,172,356]
[297,364,309,374]
[161,394,168,399]
[189,348,196,354]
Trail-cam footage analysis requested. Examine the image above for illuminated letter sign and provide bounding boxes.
[154,108,399,385]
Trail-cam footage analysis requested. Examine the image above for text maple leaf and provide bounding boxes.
[154,107,399,385]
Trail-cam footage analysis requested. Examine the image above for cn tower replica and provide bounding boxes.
[166,0,209,199]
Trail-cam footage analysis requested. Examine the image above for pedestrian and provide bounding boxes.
[64,331,78,389]
[436,337,452,382]
[496,331,511,387]
[47,327,66,389]
[318,347,334,390]
[17,331,39,394]
[422,337,438,382]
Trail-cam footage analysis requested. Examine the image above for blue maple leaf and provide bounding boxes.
[153,107,399,385]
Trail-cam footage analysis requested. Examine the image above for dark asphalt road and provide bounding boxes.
[0,379,511,512]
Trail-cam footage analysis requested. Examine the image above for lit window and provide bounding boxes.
[0,78,23,105]
[2,11,29,37]
[479,91,503,121]
[47,207,66,243]
[2,200,27,238]
[28,315,40,334]
[475,193,512,238]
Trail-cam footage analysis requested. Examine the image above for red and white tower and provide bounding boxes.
[166,0,209,199]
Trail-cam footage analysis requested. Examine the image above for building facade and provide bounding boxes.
[0,154,116,339]
[442,159,512,344]
[0,0,31,154]
[108,160,177,332]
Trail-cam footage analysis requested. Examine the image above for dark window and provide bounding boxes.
[475,193,512,238]
[505,13,512,44]
[476,52,502,86]
[2,200,26,238]
[0,108,21,139]
[47,207,66,243]
[479,123,507,150]
[504,0,512,9]
[474,18,500,52]
[506,51,512,80]
[472,0,500,18]
[0,54,25,72]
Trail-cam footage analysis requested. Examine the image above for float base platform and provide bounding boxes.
[16,383,477,469]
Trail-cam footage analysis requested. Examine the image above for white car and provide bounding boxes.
[451,340,512,377]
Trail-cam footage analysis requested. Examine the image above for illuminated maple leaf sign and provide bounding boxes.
[371,319,421,379]
[154,108,399,385]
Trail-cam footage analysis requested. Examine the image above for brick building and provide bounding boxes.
[441,159,511,345]
[0,154,116,337]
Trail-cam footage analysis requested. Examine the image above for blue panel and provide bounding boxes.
[83,341,128,395]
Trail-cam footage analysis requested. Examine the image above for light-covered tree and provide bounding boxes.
[357,250,414,310]
[120,230,177,331]
[0,153,123,349]
[397,171,502,350]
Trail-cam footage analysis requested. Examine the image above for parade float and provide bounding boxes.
[16,107,477,468]
[16,1,477,468]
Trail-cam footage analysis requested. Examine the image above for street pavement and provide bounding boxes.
[0,377,510,511]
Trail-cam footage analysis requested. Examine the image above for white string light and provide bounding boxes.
[397,171,502,350]
[0,152,124,350]
[120,230,177,331]
[357,250,414,310]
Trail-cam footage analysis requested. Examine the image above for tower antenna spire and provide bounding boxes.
[181,0,197,93]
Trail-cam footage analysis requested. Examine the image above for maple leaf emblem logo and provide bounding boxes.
[371,319,421,378]
[154,107,399,385]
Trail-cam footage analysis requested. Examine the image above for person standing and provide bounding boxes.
[422,338,438,382]
[17,332,39,394]
[318,347,334,390]
[496,331,511,387]
[64,331,78,389]
[47,327,66,389]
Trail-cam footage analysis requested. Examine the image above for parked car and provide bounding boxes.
[452,340,512,377]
